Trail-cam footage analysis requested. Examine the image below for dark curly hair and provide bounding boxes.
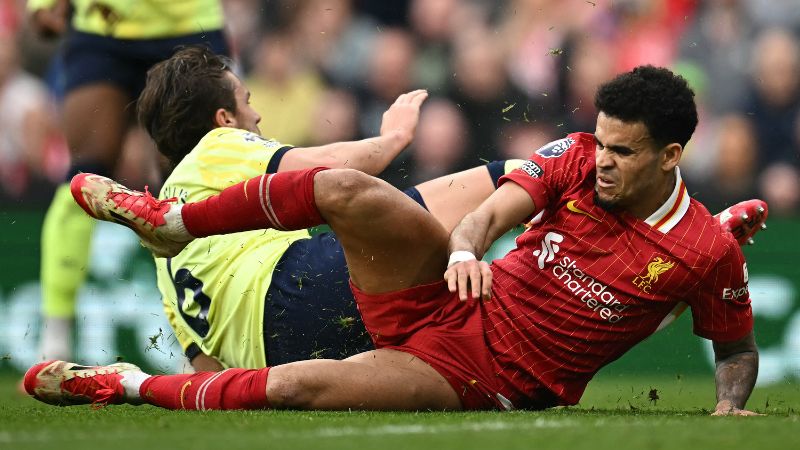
[137,46,237,168]
[594,65,698,148]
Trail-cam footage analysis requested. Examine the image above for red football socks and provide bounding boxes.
[139,368,271,410]
[180,167,328,238]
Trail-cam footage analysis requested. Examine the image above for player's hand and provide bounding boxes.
[29,0,70,39]
[379,89,428,148]
[715,199,768,246]
[444,259,493,302]
[711,400,765,416]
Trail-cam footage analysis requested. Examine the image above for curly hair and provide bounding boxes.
[594,65,698,148]
[137,46,237,168]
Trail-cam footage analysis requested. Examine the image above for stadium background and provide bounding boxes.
[0,0,798,391]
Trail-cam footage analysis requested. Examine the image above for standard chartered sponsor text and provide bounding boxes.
[552,256,629,323]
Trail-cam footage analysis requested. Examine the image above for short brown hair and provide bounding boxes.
[137,46,236,168]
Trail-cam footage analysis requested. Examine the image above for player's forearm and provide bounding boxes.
[448,210,496,259]
[714,349,758,410]
[311,131,408,175]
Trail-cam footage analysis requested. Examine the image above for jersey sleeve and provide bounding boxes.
[687,243,754,342]
[199,128,293,179]
[498,133,594,212]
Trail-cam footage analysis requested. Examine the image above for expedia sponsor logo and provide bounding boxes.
[632,256,675,294]
[552,256,629,323]
[532,232,563,269]
[535,137,576,158]
[520,160,543,178]
[722,286,750,303]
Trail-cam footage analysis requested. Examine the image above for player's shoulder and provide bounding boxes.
[532,132,595,159]
[198,127,286,151]
[683,198,740,256]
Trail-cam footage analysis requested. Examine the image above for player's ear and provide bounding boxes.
[661,143,682,171]
[213,108,236,128]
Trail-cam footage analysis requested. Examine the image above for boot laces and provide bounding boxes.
[62,368,122,408]
[106,185,177,227]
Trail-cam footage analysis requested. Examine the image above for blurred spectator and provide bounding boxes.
[612,0,682,71]
[6,0,800,217]
[497,122,557,160]
[691,115,760,212]
[499,0,603,98]
[744,0,800,30]
[308,88,361,146]
[354,0,410,26]
[738,27,800,214]
[0,32,66,204]
[360,27,418,130]
[288,0,378,88]
[559,33,617,133]
[357,27,419,186]
[679,0,756,115]
[407,0,465,92]
[448,28,531,167]
[245,32,327,146]
[222,0,262,64]
[406,98,469,187]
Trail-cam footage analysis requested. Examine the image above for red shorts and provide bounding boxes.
[351,280,556,410]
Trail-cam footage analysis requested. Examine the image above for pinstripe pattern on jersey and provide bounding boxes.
[487,133,753,405]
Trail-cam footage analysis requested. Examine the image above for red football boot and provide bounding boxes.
[70,173,192,257]
[24,360,144,407]
[715,199,768,246]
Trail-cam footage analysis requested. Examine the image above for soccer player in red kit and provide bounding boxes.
[26,66,762,415]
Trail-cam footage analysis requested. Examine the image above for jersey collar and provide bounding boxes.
[644,167,689,234]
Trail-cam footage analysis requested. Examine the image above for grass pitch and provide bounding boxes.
[1,374,797,450]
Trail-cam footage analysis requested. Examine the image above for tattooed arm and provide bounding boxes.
[711,331,761,416]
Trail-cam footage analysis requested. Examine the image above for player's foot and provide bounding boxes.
[70,173,193,257]
[716,199,768,246]
[23,360,143,407]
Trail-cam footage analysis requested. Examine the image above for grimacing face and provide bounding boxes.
[226,71,261,134]
[593,112,677,219]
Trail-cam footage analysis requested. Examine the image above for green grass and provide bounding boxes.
[1,374,797,450]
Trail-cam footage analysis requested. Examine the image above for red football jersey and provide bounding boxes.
[489,132,753,406]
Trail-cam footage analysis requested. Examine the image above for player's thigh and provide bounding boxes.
[267,349,461,410]
[62,83,132,163]
[317,170,450,294]
[414,166,495,233]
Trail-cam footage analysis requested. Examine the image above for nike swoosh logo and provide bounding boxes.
[566,200,601,222]
[180,380,192,409]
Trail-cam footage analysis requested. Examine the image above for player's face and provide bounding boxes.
[593,112,674,218]
[226,72,261,134]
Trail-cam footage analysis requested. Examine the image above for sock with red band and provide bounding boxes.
[181,167,328,238]
[139,368,271,410]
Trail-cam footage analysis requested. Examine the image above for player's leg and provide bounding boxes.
[72,168,450,292]
[24,349,461,411]
[265,349,460,410]
[413,160,522,233]
[39,83,132,359]
[307,170,450,292]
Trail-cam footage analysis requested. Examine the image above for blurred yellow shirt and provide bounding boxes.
[246,71,326,147]
[27,0,224,39]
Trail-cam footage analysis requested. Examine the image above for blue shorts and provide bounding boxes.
[59,29,229,96]
[263,187,428,365]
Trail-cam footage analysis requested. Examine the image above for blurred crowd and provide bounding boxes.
[2,0,800,215]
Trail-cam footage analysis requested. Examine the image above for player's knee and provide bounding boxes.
[265,368,315,409]
[316,169,383,212]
